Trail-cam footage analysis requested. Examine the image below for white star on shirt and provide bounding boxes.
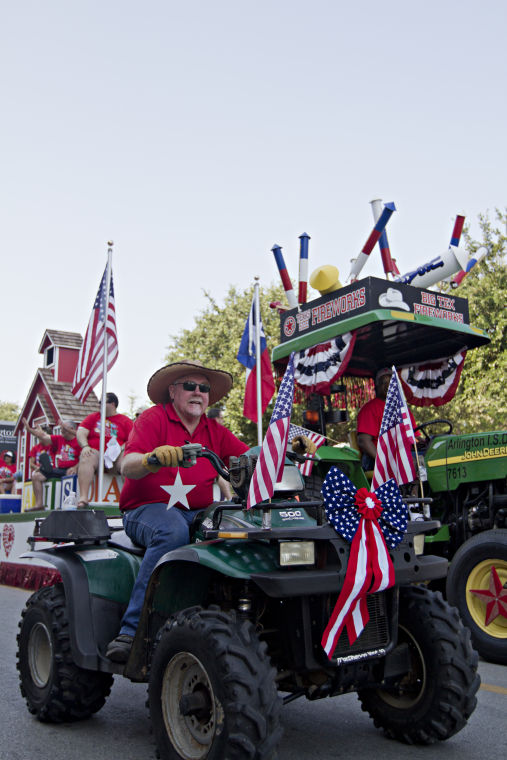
[160,470,196,510]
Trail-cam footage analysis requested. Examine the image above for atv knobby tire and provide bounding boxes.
[148,606,282,760]
[446,529,507,665]
[358,585,479,744]
[17,584,113,722]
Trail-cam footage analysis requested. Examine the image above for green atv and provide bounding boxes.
[17,443,478,759]
[272,275,507,664]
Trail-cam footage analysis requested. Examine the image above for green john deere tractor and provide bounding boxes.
[272,275,507,664]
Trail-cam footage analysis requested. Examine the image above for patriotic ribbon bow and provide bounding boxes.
[321,468,408,658]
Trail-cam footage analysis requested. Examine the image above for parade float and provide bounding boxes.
[268,202,507,664]
[13,203,495,759]
[0,329,123,589]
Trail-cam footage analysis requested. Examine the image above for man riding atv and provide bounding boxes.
[106,359,249,662]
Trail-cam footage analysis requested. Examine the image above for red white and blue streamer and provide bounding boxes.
[399,351,466,407]
[321,468,408,658]
[294,333,356,395]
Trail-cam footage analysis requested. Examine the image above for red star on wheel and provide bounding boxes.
[470,566,507,626]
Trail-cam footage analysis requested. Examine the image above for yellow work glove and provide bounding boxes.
[142,445,183,473]
[291,435,317,455]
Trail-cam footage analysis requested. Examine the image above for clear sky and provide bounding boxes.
[2,1,506,414]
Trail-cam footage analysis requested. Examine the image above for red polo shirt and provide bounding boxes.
[120,403,249,512]
[357,397,417,447]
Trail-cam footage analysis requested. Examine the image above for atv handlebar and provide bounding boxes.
[147,443,230,480]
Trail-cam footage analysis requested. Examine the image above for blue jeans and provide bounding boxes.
[119,503,196,636]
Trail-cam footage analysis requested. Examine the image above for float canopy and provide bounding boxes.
[272,276,490,378]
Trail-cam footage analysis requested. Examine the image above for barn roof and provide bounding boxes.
[38,330,83,353]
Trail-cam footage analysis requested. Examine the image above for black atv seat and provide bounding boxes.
[108,530,145,556]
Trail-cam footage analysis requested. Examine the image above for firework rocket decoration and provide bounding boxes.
[298,232,310,304]
[452,246,489,287]
[268,202,477,304]
[348,202,396,281]
[370,198,399,277]
[450,214,465,247]
[271,244,298,309]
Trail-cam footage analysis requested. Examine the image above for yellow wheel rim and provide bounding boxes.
[466,559,507,638]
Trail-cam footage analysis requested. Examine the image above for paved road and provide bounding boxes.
[2,585,506,760]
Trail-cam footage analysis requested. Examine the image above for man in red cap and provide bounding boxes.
[106,360,248,662]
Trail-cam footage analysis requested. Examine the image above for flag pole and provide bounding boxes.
[254,277,263,446]
[97,241,114,501]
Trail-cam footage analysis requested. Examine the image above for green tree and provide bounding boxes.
[0,401,20,421]
[165,283,286,446]
[416,209,507,433]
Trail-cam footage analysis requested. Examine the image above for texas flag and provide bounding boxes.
[237,295,275,423]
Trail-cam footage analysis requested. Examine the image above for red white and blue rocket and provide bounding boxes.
[271,244,298,309]
[349,202,396,281]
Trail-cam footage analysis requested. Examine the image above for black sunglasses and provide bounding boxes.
[174,381,211,393]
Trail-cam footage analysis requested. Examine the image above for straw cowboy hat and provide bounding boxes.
[147,360,233,406]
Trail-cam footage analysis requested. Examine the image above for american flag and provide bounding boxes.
[247,353,295,509]
[288,424,326,476]
[371,367,416,490]
[71,264,118,403]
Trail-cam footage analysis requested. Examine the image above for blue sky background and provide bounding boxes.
[2,1,505,413]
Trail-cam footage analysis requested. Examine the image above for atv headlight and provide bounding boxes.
[279,541,315,567]
[413,534,425,555]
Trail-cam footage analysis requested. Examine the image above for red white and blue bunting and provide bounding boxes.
[294,333,356,395]
[321,468,408,658]
[399,350,466,407]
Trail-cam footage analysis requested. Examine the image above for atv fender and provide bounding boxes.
[20,545,141,671]
[20,547,104,670]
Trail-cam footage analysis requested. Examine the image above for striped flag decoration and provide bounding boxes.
[371,367,416,490]
[288,424,325,476]
[247,353,295,509]
[72,264,118,403]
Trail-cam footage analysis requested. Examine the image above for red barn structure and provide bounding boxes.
[14,330,100,501]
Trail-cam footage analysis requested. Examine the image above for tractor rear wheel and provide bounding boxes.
[446,529,507,664]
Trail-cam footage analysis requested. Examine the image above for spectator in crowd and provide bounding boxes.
[207,406,225,424]
[22,418,80,510]
[76,392,133,508]
[106,360,248,663]
[0,451,17,494]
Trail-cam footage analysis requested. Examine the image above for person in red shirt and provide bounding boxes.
[76,392,133,508]
[0,451,17,494]
[357,368,417,470]
[22,418,80,510]
[106,360,248,663]
[27,430,53,477]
